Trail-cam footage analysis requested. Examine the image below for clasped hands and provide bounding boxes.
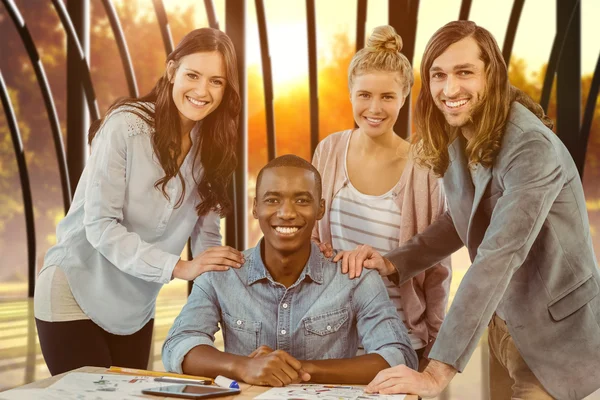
[238,345,311,387]
[240,343,452,397]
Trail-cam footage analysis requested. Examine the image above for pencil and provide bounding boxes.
[108,366,213,383]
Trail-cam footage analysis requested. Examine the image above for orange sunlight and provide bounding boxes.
[248,22,310,87]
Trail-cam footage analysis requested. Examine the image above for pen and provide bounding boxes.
[108,366,213,383]
[215,375,240,389]
[155,377,212,385]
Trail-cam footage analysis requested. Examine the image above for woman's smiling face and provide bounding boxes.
[350,71,406,138]
[169,51,227,133]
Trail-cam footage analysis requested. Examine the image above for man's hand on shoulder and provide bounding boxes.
[236,349,311,386]
[333,244,396,279]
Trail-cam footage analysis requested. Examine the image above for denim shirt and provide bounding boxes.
[42,105,222,334]
[162,241,417,373]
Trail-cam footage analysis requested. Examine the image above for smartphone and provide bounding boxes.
[142,384,241,399]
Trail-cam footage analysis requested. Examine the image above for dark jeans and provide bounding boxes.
[35,318,154,376]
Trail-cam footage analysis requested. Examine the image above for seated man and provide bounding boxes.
[162,155,417,386]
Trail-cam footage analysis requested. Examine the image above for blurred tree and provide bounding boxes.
[0,0,201,285]
[1,5,599,285]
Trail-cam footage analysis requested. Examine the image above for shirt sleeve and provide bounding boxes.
[386,210,463,285]
[83,110,180,284]
[353,270,419,370]
[190,210,223,256]
[423,178,452,357]
[162,276,222,373]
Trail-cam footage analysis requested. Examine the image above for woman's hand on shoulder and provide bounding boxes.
[172,246,245,281]
[316,241,334,258]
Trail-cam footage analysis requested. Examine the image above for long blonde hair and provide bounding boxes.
[414,21,511,176]
[348,25,414,97]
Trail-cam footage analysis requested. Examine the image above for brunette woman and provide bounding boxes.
[34,28,243,375]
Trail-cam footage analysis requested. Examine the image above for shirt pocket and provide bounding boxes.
[221,312,261,356]
[302,308,349,360]
[548,274,599,321]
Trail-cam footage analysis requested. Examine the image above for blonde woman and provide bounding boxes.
[312,26,451,368]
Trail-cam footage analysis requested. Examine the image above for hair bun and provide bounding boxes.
[367,25,403,52]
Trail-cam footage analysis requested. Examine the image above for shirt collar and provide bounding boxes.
[190,120,203,144]
[247,240,324,286]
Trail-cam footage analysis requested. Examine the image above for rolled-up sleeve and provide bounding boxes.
[83,111,180,284]
[353,270,418,370]
[190,211,223,256]
[162,276,222,373]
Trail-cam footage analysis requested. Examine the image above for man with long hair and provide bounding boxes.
[335,21,600,399]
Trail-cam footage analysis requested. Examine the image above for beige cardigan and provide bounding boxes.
[311,130,452,356]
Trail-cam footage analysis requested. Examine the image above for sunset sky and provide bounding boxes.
[2,0,599,262]
[109,0,600,90]
[154,0,600,86]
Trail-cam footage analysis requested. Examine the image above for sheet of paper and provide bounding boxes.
[47,372,171,394]
[0,373,176,399]
[0,388,141,400]
[0,389,64,400]
[254,384,406,400]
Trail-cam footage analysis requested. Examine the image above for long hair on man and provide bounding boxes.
[88,28,241,217]
[413,21,511,176]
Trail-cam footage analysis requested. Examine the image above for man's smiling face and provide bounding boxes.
[429,36,486,130]
[253,166,324,256]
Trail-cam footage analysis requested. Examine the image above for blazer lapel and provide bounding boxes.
[442,135,473,244]
[467,163,492,249]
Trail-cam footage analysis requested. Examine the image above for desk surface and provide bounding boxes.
[15,366,417,399]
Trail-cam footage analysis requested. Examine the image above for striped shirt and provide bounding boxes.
[331,185,424,349]
[330,184,401,255]
[330,145,425,349]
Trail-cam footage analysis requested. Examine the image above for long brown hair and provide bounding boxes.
[88,28,240,217]
[414,21,551,176]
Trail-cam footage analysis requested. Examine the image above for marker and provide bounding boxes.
[155,377,212,385]
[214,375,239,389]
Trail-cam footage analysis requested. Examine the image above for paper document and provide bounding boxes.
[254,384,406,400]
[47,372,171,393]
[0,372,173,400]
[0,388,141,400]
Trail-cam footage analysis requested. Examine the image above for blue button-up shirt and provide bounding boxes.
[42,106,222,334]
[162,241,417,373]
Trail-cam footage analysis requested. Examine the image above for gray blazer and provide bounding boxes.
[386,102,600,400]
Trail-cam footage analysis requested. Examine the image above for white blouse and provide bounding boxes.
[37,104,222,334]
